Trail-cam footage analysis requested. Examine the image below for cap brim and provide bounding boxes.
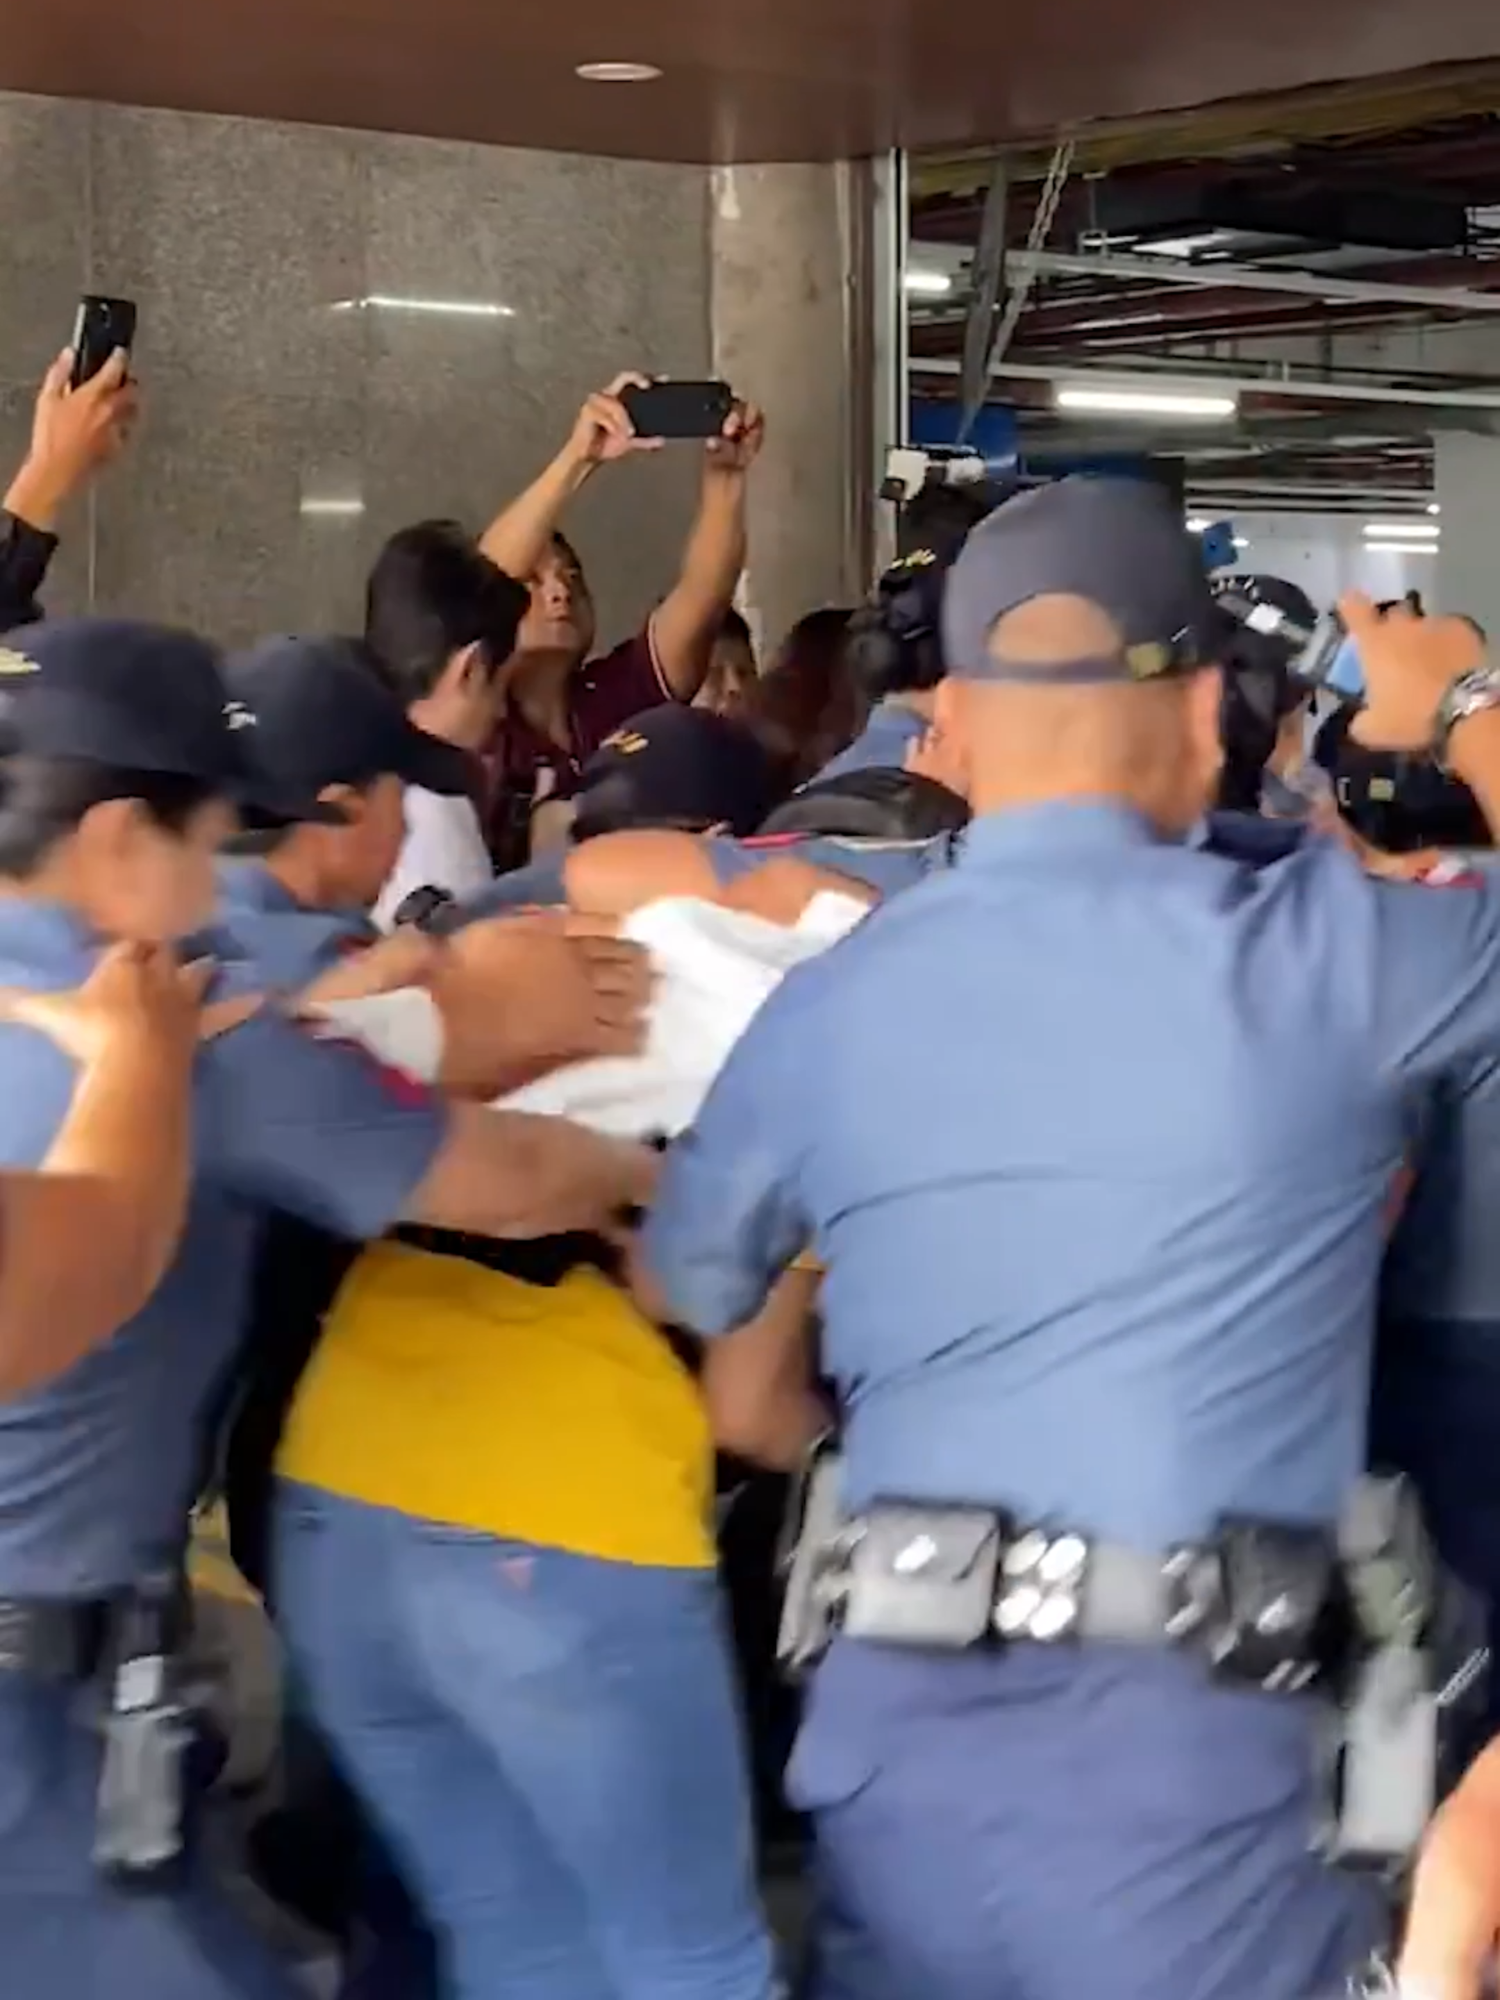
[394,720,476,797]
[228,777,346,831]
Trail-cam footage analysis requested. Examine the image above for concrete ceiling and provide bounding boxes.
[2,0,1500,162]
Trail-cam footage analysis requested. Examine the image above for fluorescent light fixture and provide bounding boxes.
[575,61,662,82]
[330,296,515,319]
[1362,521,1440,540]
[1367,542,1437,556]
[1055,386,1237,419]
[904,269,954,297]
[300,496,365,518]
[1233,535,1249,551]
[1428,502,1441,515]
[1186,516,1209,533]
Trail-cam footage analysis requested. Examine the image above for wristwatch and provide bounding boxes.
[1433,663,1500,771]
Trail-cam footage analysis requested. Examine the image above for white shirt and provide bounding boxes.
[307,891,870,1137]
[373,786,492,930]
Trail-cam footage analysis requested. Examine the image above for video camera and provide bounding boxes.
[1211,572,1321,813]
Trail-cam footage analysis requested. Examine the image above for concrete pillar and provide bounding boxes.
[1435,432,1500,636]
[709,160,895,655]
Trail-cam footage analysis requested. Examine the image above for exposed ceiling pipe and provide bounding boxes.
[1021,248,1500,314]
[912,355,1500,410]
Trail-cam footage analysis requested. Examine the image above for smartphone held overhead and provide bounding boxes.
[620,378,735,441]
[71,296,137,389]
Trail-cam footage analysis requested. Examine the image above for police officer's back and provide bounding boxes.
[642,481,1500,2000]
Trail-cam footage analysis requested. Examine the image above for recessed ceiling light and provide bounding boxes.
[575,61,663,83]
[1427,502,1441,516]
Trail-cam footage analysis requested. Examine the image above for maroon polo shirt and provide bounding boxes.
[484,628,673,866]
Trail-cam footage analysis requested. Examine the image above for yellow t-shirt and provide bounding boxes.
[275,1241,714,1569]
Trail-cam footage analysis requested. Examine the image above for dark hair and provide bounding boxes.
[0,754,216,878]
[740,607,862,790]
[898,483,992,561]
[549,531,586,576]
[365,521,529,705]
[718,607,752,647]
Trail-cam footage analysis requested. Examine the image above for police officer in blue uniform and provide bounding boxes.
[0,620,654,1999]
[640,479,1500,2000]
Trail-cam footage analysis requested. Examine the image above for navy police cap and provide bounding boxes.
[576,705,779,839]
[224,635,474,805]
[0,617,333,824]
[942,476,1230,687]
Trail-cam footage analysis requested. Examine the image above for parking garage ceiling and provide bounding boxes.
[908,66,1500,514]
[0,1,1499,163]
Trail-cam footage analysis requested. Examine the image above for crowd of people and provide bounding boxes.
[5,338,1500,2000]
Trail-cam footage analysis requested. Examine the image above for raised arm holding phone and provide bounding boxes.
[478,373,763,864]
[0,329,138,631]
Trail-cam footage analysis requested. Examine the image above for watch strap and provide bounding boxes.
[1432,665,1500,772]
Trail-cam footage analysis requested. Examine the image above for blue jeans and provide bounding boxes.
[0,1676,302,2000]
[272,1482,777,2000]
[790,1640,1384,2000]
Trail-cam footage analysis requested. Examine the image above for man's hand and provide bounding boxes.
[563,373,663,471]
[706,401,766,478]
[1345,593,1486,755]
[0,945,254,1068]
[1399,1736,1500,1999]
[433,911,653,1096]
[295,930,446,1010]
[4,349,139,532]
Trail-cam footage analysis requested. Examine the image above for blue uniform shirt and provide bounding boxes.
[645,799,1500,1547]
[214,860,372,983]
[813,702,928,784]
[0,889,447,1598]
[448,851,569,925]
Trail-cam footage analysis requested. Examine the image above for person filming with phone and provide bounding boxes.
[1,340,137,630]
[479,373,764,866]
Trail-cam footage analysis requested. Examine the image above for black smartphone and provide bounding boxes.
[620,378,735,441]
[71,296,137,389]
